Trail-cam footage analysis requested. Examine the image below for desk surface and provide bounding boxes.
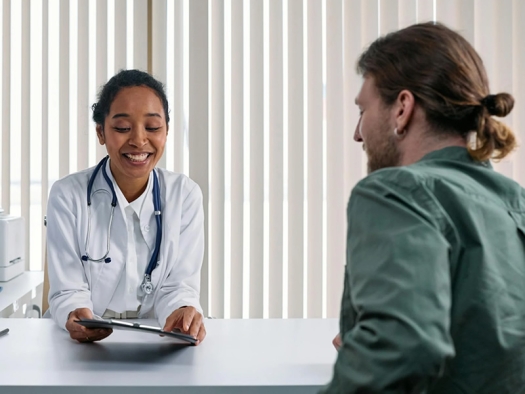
[0,318,338,394]
[0,271,43,313]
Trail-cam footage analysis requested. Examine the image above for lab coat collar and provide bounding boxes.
[104,159,158,256]
[103,158,154,219]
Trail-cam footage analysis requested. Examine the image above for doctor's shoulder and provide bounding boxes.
[156,168,203,204]
[48,167,94,204]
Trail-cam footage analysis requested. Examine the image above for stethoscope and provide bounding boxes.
[81,156,162,295]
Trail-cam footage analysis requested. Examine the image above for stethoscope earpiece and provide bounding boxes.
[104,257,111,264]
[81,255,88,261]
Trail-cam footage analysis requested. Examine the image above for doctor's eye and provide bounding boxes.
[146,127,162,132]
[114,127,130,132]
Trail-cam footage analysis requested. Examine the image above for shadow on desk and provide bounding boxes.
[72,342,194,368]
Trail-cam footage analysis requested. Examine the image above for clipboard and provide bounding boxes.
[75,318,197,345]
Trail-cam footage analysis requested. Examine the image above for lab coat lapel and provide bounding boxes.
[139,173,157,253]
[141,174,171,313]
[149,171,172,291]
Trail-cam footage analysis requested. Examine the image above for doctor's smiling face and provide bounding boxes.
[96,85,168,200]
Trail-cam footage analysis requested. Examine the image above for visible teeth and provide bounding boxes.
[125,153,149,162]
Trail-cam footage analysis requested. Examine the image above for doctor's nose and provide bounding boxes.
[128,128,148,147]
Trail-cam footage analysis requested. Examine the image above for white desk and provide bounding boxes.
[0,318,338,393]
[0,271,44,318]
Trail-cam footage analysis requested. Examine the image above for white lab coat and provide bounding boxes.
[46,164,204,330]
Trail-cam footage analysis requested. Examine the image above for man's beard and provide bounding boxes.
[365,132,401,174]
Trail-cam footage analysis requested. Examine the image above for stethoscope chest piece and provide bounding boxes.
[142,282,153,295]
[140,274,153,295]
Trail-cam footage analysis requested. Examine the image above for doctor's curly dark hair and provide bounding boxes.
[92,69,170,127]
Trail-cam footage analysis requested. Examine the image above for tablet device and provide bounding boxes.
[75,318,197,345]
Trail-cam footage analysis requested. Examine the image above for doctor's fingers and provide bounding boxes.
[65,311,111,342]
[195,324,206,345]
[163,310,184,332]
[69,327,113,343]
[65,307,95,332]
[77,328,112,343]
[69,307,94,320]
[167,307,197,332]
[187,313,204,338]
[65,317,87,334]
[66,312,92,334]
[181,307,199,332]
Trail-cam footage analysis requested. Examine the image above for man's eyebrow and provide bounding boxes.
[145,113,162,118]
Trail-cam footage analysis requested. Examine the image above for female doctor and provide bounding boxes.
[46,70,206,344]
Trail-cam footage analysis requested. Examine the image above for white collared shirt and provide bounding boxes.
[106,164,154,313]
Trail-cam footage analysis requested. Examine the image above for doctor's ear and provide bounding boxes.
[96,125,105,145]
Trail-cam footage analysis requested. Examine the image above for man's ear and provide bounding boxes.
[393,89,416,132]
[96,125,105,145]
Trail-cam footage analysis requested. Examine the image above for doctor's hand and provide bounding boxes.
[163,306,206,345]
[65,308,113,343]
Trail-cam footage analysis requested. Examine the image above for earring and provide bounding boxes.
[394,127,405,137]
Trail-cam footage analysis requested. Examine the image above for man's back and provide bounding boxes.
[412,147,525,393]
[321,147,525,393]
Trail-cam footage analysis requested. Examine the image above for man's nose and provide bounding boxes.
[354,122,363,142]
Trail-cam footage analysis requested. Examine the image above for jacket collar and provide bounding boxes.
[418,146,493,169]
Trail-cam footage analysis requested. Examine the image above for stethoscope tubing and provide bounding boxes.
[84,203,115,263]
[83,156,162,294]
[145,171,162,278]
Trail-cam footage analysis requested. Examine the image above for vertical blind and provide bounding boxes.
[1,0,524,319]
[0,0,148,277]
